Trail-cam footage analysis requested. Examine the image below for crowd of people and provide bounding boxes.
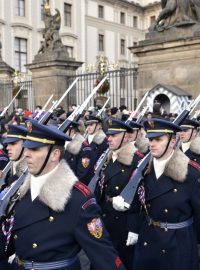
[0,100,199,270]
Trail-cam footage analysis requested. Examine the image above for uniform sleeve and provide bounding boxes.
[76,148,96,185]
[74,195,126,270]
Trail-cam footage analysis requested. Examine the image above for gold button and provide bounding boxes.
[102,213,106,217]
[32,243,38,249]
[115,186,119,190]
[162,249,166,254]
[144,242,148,246]
[194,159,197,161]
[13,235,18,240]
[147,203,151,208]
[121,169,125,172]
[173,189,177,193]
[115,216,119,219]
[164,209,168,213]
[164,227,168,232]
[49,216,54,222]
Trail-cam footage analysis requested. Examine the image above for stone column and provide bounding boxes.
[26,51,82,109]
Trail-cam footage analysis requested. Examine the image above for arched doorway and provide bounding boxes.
[154,94,170,114]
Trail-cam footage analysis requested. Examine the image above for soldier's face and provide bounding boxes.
[7,140,23,161]
[107,132,129,150]
[179,129,197,143]
[86,123,98,135]
[148,134,176,160]
[24,146,60,176]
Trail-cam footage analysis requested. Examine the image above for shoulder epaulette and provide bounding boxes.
[135,150,144,158]
[74,181,91,196]
[189,160,200,172]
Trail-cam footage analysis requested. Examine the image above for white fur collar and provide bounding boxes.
[146,149,189,183]
[92,129,106,145]
[19,160,78,211]
[65,133,85,155]
[108,142,138,166]
[190,136,200,155]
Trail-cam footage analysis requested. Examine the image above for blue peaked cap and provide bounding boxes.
[4,124,27,144]
[23,118,71,149]
[143,118,182,138]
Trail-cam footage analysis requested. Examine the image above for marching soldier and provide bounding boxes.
[94,119,144,270]
[77,114,108,185]
[0,119,126,270]
[114,118,200,270]
[2,124,27,189]
[64,121,85,174]
[179,118,200,164]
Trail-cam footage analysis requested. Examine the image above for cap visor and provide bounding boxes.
[23,140,48,149]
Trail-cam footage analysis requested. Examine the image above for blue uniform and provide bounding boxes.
[132,149,200,270]
[95,143,143,270]
[0,160,125,270]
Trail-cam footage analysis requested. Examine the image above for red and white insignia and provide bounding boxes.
[87,218,103,239]
[81,157,90,168]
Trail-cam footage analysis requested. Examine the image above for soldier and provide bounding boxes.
[0,118,126,270]
[128,120,149,156]
[2,124,27,188]
[78,114,108,185]
[113,118,200,270]
[178,118,200,164]
[94,119,144,270]
[64,121,85,173]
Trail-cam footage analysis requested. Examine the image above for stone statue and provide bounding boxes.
[38,1,64,54]
[152,0,200,32]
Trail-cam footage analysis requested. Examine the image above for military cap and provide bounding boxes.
[128,120,143,130]
[106,118,133,135]
[143,118,182,138]
[180,118,200,130]
[23,118,71,149]
[85,113,102,125]
[4,124,27,144]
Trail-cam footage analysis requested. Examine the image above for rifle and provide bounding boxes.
[96,97,110,117]
[59,75,108,133]
[39,77,79,124]
[0,84,25,117]
[88,101,149,192]
[119,93,200,208]
[126,90,149,124]
[88,148,110,192]
[0,79,80,216]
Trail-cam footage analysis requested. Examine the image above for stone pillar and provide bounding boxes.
[26,51,82,109]
[0,60,14,81]
[129,24,200,99]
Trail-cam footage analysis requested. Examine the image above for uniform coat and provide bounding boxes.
[133,149,200,270]
[77,130,108,185]
[0,160,125,270]
[95,143,143,270]
[181,136,200,164]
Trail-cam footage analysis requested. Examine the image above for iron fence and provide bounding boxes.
[66,68,138,110]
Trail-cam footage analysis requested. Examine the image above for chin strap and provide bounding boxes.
[117,132,126,150]
[157,134,173,159]
[34,145,53,176]
[15,148,24,162]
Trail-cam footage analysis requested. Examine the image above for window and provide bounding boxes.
[64,3,72,27]
[66,46,73,58]
[98,34,104,52]
[133,16,138,28]
[120,12,125,24]
[150,16,156,25]
[120,39,125,55]
[41,0,46,21]
[15,0,25,16]
[15,38,27,72]
[98,5,104,18]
